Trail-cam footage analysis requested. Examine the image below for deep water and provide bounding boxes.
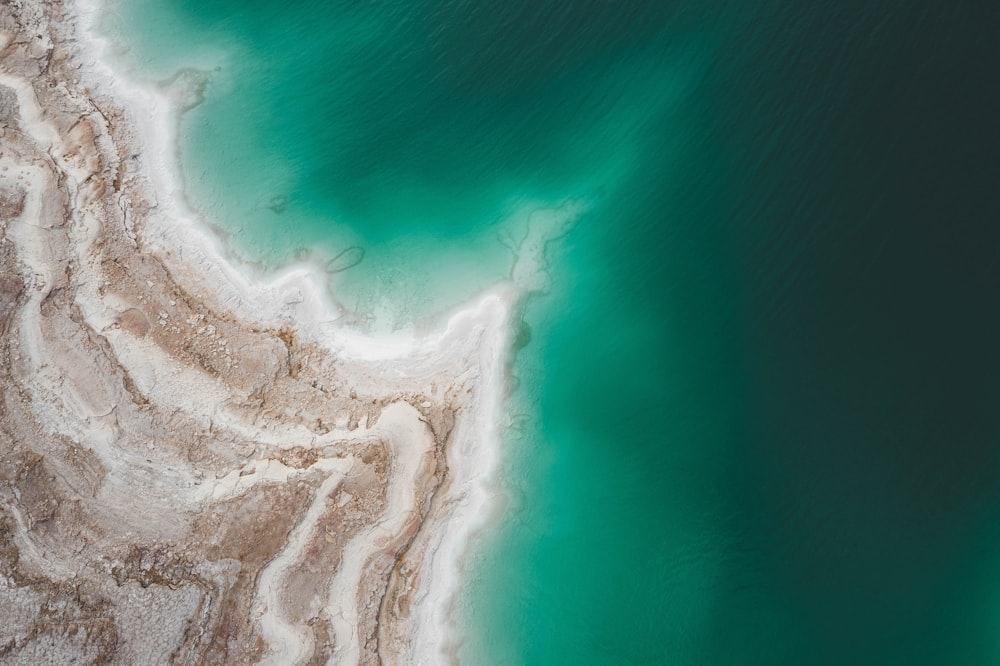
[104,1,1000,663]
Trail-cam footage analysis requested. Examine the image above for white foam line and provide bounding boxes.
[405,292,512,663]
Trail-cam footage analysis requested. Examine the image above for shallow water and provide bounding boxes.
[103,1,1000,663]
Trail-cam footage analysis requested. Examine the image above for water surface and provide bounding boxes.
[104,1,1000,663]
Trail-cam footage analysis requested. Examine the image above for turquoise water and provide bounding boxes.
[100,0,688,326]
[103,1,1000,663]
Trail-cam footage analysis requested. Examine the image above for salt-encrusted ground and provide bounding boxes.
[0,1,588,662]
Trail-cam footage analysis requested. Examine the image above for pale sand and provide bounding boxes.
[0,2,581,663]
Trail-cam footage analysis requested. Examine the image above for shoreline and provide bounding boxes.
[0,1,582,662]
[65,18,534,661]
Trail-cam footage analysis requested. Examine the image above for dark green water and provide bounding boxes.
[104,1,1000,663]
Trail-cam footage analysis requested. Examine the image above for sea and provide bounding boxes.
[98,1,1000,663]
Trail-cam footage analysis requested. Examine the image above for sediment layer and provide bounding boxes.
[0,2,514,663]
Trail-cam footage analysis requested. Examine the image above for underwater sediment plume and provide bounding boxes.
[0,1,552,662]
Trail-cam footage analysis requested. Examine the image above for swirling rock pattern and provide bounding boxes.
[0,2,510,664]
